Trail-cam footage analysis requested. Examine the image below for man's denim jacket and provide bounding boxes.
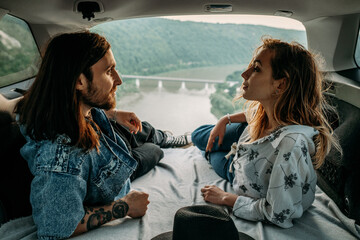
[19,108,137,240]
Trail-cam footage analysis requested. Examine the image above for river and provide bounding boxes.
[116,81,219,135]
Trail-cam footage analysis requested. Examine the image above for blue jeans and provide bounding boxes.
[191,123,247,182]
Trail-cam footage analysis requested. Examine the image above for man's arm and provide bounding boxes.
[72,190,149,236]
[0,94,22,119]
[105,109,143,133]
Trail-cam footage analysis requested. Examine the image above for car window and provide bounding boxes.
[91,15,306,134]
[355,26,360,67]
[0,14,40,88]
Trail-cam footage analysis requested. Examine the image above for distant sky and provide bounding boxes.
[162,15,305,31]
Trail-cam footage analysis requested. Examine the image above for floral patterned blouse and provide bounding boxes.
[229,125,318,228]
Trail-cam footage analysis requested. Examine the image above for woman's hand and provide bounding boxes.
[201,185,237,207]
[205,116,228,152]
[205,112,247,152]
[109,110,142,134]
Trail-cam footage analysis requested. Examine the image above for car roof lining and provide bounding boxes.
[1,0,360,26]
[0,8,8,19]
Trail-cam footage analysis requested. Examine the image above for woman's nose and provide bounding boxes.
[241,68,250,80]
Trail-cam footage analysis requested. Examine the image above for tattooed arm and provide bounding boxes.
[72,190,150,236]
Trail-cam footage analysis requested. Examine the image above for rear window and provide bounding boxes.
[0,14,40,88]
[91,15,306,134]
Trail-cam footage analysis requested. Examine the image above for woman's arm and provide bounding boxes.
[201,185,238,207]
[206,112,247,152]
[226,112,247,124]
[73,190,149,236]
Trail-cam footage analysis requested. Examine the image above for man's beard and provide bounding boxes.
[81,82,116,110]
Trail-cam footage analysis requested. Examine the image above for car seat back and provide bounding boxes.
[317,96,360,224]
[0,111,33,224]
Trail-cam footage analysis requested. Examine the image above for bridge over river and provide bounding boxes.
[122,74,237,90]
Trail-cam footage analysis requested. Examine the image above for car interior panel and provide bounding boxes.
[0,0,359,239]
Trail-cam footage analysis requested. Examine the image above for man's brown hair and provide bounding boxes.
[16,31,110,150]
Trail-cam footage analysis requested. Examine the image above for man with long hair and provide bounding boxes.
[1,31,189,239]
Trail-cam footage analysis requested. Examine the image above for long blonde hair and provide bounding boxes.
[238,38,341,169]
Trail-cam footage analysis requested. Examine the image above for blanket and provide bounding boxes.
[1,147,359,239]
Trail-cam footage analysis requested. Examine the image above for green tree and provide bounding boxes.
[0,15,40,81]
[210,70,245,119]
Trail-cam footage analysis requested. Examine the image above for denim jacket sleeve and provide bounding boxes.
[31,171,87,240]
[19,133,88,239]
[17,126,87,239]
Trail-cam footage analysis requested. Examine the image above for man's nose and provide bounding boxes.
[114,70,122,85]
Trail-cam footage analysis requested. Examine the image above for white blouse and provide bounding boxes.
[229,125,318,228]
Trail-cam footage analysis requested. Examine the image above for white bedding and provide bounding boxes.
[1,146,359,240]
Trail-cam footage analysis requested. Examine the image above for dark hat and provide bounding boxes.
[152,205,254,240]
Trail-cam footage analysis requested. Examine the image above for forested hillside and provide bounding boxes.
[0,16,306,81]
[92,18,306,76]
[0,15,40,86]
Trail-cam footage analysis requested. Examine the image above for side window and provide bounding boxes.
[0,14,40,88]
[355,27,360,67]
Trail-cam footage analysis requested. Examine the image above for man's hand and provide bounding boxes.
[123,190,149,218]
[0,94,22,119]
[106,109,143,134]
